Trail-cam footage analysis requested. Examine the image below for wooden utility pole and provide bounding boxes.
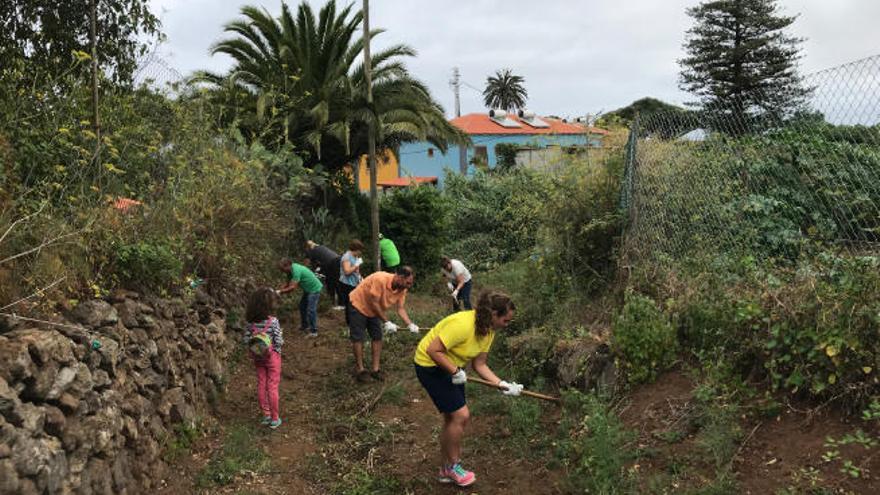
[89,0,100,139]
[362,0,380,270]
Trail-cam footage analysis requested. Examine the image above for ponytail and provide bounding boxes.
[474,291,515,337]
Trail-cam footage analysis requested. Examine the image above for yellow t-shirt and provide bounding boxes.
[413,310,495,368]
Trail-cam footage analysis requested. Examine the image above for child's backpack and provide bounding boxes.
[247,318,274,360]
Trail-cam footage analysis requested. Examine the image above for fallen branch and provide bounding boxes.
[732,422,762,465]
[0,276,66,311]
[467,376,561,403]
[355,381,392,417]
[0,312,86,332]
[0,230,83,265]
[0,202,46,245]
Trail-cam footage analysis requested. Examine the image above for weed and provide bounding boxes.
[162,419,201,462]
[196,423,270,487]
[335,466,403,495]
[688,470,738,495]
[467,383,509,416]
[862,398,880,421]
[507,397,543,449]
[555,390,637,494]
[380,382,407,407]
[655,429,688,444]
[613,290,678,384]
[696,404,741,469]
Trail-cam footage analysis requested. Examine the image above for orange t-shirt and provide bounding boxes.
[349,272,407,317]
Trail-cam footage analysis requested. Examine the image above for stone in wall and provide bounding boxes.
[0,287,236,494]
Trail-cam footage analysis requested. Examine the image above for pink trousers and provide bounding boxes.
[254,351,282,421]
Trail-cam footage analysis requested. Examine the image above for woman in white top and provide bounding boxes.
[441,256,473,310]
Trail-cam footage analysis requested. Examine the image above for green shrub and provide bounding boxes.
[612,291,678,384]
[494,142,519,172]
[114,240,183,291]
[379,184,448,278]
[556,391,636,494]
[443,168,550,270]
[536,141,624,295]
[637,250,880,405]
[760,254,880,400]
[478,258,557,331]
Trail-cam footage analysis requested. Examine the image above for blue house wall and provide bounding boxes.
[399,133,596,187]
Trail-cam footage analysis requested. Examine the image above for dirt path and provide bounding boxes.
[160,295,565,494]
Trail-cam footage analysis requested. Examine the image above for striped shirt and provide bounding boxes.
[243,316,283,353]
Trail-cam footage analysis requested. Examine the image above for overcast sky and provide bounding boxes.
[147,0,880,119]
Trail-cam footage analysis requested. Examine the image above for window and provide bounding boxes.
[474,146,488,161]
[427,147,434,157]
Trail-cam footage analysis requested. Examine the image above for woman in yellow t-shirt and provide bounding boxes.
[413,291,523,488]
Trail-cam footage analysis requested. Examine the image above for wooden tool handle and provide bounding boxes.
[467,376,560,403]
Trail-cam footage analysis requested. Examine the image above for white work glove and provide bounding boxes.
[498,380,523,397]
[451,289,459,299]
[382,320,398,334]
[407,322,420,333]
[451,367,467,385]
[274,289,282,296]
[446,281,454,292]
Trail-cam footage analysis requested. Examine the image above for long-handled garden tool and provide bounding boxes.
[467,376,561,403]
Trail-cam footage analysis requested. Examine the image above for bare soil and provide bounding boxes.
[620,370,880,494]
[157,295,565,494]
[157,296,880,494]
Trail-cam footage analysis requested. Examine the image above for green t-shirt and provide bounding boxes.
[290,263,323,293]
[379,238,400,267]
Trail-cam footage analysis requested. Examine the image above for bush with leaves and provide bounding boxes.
[443,167,551,270]
[535,135,624,295]
[378,185,449,278]
[555,391,636,493]
[612,291,678,384]
[0,63,313,301]
[114,240,183,292]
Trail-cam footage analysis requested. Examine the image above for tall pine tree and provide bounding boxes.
[678,0,811,133]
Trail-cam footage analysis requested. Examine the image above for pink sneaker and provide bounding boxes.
[438,462,476,487]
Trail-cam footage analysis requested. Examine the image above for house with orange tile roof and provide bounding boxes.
[397,111,607,186]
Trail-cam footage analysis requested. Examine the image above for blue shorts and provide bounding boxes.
[414,364,466,413]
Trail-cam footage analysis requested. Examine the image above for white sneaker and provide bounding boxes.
[332,305,345,311]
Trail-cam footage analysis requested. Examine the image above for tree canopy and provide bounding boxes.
[482,69,528,112]
[598,97,697,138]
[0,0,161,84]
[195,0,465,170]
[678,0,810,131]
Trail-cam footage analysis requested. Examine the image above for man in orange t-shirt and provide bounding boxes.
[348,266,419,382]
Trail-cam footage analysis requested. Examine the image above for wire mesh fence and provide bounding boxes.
[621,54,880,265]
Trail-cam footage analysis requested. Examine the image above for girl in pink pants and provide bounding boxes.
[245,288,284,429]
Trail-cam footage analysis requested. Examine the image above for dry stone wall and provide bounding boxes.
[0,287,237,494]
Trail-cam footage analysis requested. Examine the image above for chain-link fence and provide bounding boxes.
[621,54,880,265]
[132,49,185,91]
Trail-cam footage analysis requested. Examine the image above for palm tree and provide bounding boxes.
[482,69,528,112]
[193,0,466,170]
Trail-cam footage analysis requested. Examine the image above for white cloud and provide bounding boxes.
[148,0,880,117]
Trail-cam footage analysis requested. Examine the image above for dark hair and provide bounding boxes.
[395,265,414,277]
[277,258,292,272]
[440,256,451,267]
[246,287,277,323]
[349,239,364,251]
[474,291,515,337]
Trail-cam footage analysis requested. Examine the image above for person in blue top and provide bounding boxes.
[338,239,364,324]
[277,258,323,337]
